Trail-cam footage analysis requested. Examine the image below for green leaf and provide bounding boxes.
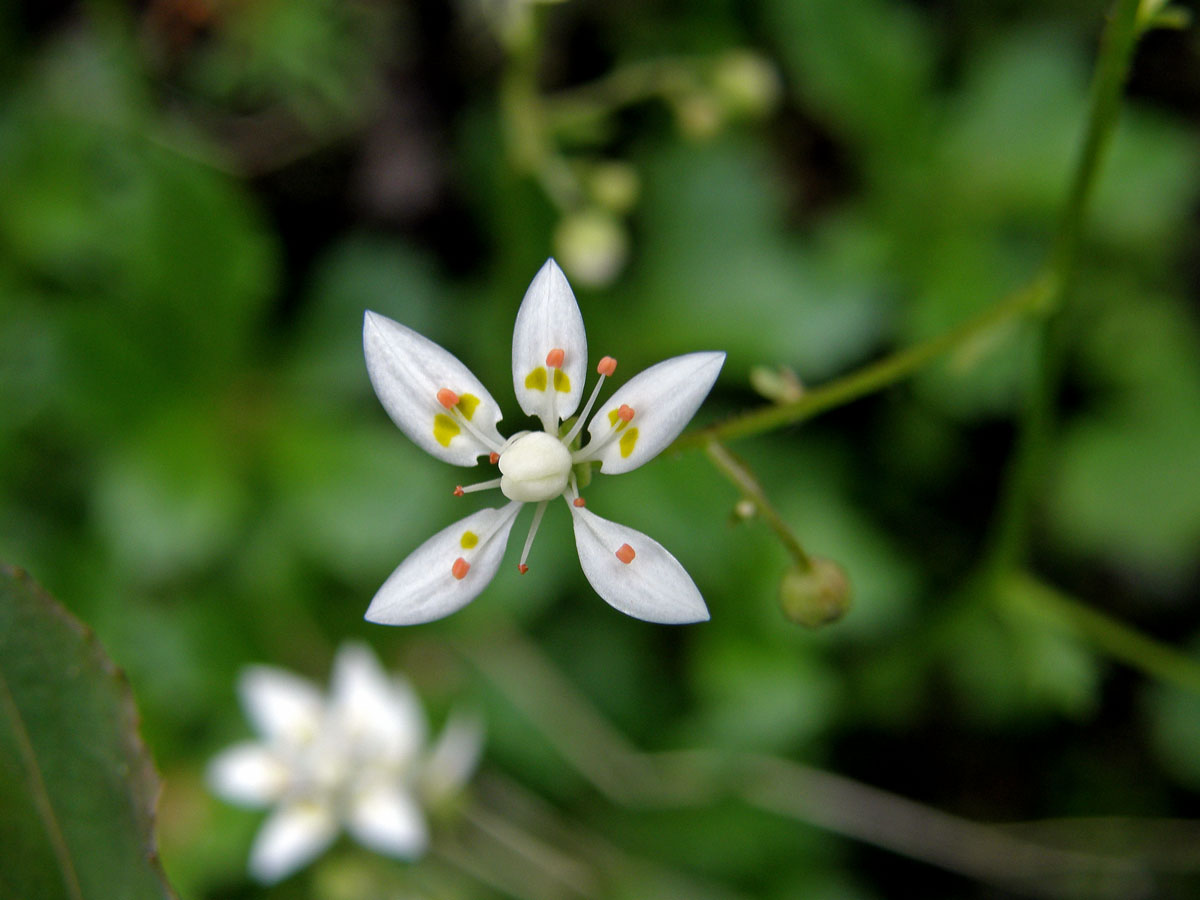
[0,566,175,900]
[1047,292,1200,581]
[764,0,933,144]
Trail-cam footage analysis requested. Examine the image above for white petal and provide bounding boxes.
[366,503,522,625]
[422,710,485,805]
[346,782,429,860]
[570,506,709,624]
[248,802,339,884]
[329,643,427,763]
[364,311,505,466]
[238,666,324,745]
[511,259,588,430]
[207,742,289,807]
[585,351,725,475]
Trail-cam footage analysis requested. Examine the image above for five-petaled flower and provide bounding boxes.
[207,643,483,884]
[363,259,724,625]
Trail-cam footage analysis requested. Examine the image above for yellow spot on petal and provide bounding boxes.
[433,414,460,447]
[525,367,547,391]
[460,530,478,549]
[553,369,571,393]
[607,409,629,432]
[457,393,480,420]
[619,427,639,458]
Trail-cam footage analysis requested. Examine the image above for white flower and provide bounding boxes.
[207,644,483,884]
[363,258,725,625]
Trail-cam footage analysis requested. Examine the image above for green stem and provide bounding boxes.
[1001,573,1200,696]
[672,274,1054,451]
[703,439,813,570]
[670,0,1146,462]
[499,11,583,211]
[544,57,699,133]
[983,0,1145,576]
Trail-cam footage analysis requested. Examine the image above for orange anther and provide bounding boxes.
[617,404,635,422]
[517,563,529,575]
[572,497,586,508]
[545,348,565,368]
[437,388,459,409]
[597,356,617,376]
[453,486,465,497]
[489,452,500,465]
[451,558,470,580]
[615,544,636,564]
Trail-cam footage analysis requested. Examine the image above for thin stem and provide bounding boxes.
[1001,572,1200,696]
[498,9,583,211]
[543,57,699,133]
[703,439,813,571]
[459,629,1166,898]
[672,274,1055,451]
[983,0,1145,576]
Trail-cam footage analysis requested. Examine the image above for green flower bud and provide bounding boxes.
[779,556,851,628]
[749,365,805,403]
[673,93,724,140]
[711,50,782,120]
[554,209,630,288]
[588,161,640,214]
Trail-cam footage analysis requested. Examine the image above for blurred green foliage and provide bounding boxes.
[1,0,1200,898]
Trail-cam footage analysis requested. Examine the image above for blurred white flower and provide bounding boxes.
[362,258,725,626]
[208,643,483,884]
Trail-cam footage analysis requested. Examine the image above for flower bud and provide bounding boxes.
[734,498,757,520]
[711,50,782,120]
[749,365,805,403]
[779,556,851,628]
[673,93,724,140]
[554,208,630,288]
[588,161,640,214]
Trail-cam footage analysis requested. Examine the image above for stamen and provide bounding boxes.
[546,348,565,368]
[573,497,586,507]
[489,452,500,464]
[455,477,503,495]
[445,405,503,453]
[562,355,615,446]
[615,544,636,564]
[437,388,459,409]
[451,558,470,580]
[571,399,634,464]
[517,501,549,573]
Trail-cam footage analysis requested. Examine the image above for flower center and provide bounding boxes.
[498,432,571,503]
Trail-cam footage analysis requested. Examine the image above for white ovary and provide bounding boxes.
[497,431,571,502]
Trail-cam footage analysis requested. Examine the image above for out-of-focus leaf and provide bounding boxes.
[764,0,933,144]
[941,599,1102,725]
[265,419,449,582]
[1148,642,1200,791]
[1047,293,1200,581]
[287,235,443,407]
[0,566,175,900]
[689,637,842,750]
[0,30,278,430]
[631,140,888,379]
[92,407,247,583]
[940,30,1198,248]
[187,0,394,126]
